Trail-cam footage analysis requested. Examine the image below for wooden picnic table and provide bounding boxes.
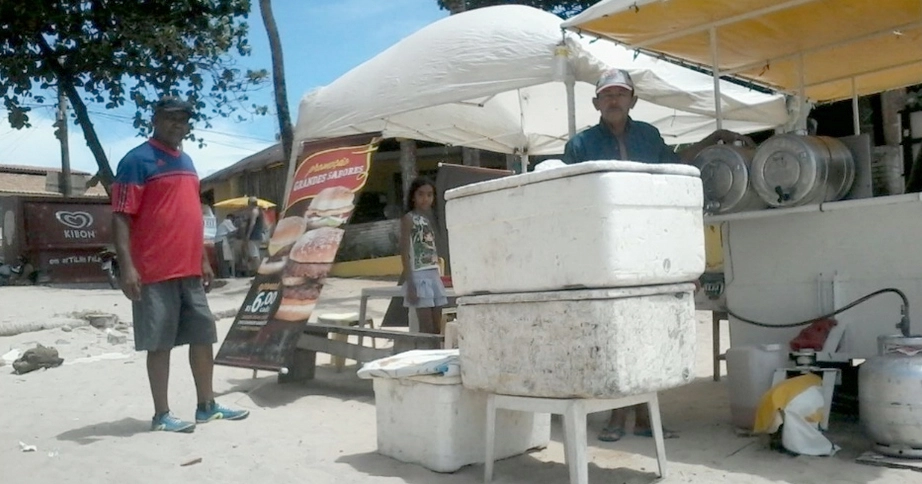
[278,323,444,384]
[357,285,458,332]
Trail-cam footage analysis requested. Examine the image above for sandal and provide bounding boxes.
[597,426,626,442]
[634,428,679,439]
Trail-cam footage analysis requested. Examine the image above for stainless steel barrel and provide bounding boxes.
[751,134,855,208]
[693,143,766,214]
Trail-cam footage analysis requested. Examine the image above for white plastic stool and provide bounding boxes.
[771,367,840,431]
[485,392,667,484]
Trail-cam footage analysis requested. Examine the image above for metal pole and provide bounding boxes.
[555,39,576,138]
[519,153,528,174]
[798,54,808,132]
[709,27,723,130]
[565,78,577,138]
[851,77,860,135]
[57,87,71,197]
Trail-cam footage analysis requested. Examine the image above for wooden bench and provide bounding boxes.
[278,323,444,383]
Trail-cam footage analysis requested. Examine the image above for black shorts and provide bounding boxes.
[132,277,217,351]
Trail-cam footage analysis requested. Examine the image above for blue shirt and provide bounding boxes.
[563,118,680,165]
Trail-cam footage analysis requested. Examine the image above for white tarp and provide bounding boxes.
[293,5,789,154]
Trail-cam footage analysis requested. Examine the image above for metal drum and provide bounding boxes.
[693,143,766,214]
[819,136,857,202]
[751,134,856,208]
[859,335,922,458]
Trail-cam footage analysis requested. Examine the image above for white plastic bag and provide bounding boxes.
[357,349,459,380]
[780,387,840,456]
[753,373,839,456]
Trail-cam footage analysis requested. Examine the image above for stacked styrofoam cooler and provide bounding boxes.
[444,161,704,399]
[374,375,550,473]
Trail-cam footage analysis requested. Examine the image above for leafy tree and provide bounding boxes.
[0,0,268,192]
[437,0,596,18]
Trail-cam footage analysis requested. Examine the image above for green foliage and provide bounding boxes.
[0,0,268,145]
[436,0,596,18]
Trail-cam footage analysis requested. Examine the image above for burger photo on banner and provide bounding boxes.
[216,133,381,371]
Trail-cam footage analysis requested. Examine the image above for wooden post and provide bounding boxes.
[399,138,418,199]
[462,147,481,167]
[278,348,316,384]
[56,87,71,196]
[881,89,907,146]
[505,153,517,172]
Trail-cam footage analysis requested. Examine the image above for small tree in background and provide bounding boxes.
[0,0,268,192]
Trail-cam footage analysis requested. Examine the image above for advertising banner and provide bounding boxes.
[216,133,380,370]
[23,201,113,249]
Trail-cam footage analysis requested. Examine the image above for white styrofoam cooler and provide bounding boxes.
[458,283,697,399]
[444,160,705,295]
[373,375,550,473]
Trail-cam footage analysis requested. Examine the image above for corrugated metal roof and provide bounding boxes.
[201,143,283,183]
[0,164,91,176]
[0,166,107,198]
[0,188,104,198]
[0,189,106,197]
[199,138,445,185]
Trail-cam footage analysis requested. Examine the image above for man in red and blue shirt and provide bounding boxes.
[112,97,248,433]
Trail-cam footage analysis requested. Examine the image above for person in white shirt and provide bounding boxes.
[214,214,237,278]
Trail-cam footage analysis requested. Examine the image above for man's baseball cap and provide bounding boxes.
[596,68,635,94]
[153,96,194,115]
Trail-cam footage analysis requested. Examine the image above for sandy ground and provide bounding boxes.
[0,277,918,484]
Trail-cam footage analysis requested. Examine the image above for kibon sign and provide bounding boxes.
[24,202,112,248]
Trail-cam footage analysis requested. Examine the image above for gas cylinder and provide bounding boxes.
[859,335,922,458]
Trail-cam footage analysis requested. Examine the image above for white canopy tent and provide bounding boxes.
[292,5,789,166]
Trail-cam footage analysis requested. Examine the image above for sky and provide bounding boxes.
[0,0,449,177]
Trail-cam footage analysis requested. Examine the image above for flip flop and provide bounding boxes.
[597,426,626,442]
[634,428,679,439]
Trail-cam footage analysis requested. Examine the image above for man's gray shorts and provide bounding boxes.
[132,277,217,352]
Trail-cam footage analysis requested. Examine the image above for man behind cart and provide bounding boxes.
[564,68,754,442]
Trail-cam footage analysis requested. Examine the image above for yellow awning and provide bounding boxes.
[563,0,922,102]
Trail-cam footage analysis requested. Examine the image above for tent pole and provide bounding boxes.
[556,38,577,139]
[519,153,529,174]
[709,27,723,130]
[851,77,860,135]
[798,54,808,132]
[566,77,577,138]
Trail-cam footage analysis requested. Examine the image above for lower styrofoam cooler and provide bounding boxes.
[373,375,550,473]
[444,160,705,295]
[458,283,697,399]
